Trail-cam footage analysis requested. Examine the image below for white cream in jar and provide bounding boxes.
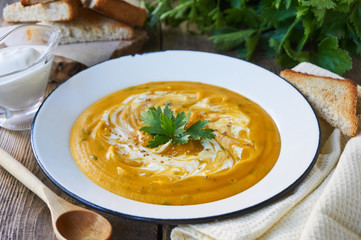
[0,46,52,111]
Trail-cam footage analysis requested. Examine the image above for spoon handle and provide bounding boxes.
[0,147,54,205]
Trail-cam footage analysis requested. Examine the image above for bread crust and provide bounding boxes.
[64,0,81,21]
[20,0,55,7]
[3,0,80,22]
[84,0,146,27]
[280,69,358,137]
[357,85,361,114]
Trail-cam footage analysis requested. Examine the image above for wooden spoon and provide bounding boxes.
[0,147,112,240]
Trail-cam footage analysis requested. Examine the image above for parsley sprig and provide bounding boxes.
[140,106,215,148]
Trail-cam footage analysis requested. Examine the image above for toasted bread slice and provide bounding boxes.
[3,0,80,22]
[280,69,358,137]
[35,8,134,44]
[81,0,146,27]
[20,0,55,6]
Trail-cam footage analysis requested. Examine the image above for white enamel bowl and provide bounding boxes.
[31,51,320,224]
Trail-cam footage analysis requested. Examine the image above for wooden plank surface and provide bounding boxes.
[1,3,361,240]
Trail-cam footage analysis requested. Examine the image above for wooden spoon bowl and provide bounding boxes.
[0,147,112,240]
[55,210,112,240]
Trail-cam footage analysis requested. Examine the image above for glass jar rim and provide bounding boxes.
[0,24,61,78]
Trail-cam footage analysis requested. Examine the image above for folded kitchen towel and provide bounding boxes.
[171,63,361,240]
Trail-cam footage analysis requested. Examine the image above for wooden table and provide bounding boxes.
[1,3,361,239]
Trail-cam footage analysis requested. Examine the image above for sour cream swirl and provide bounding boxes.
[89,90,253,182]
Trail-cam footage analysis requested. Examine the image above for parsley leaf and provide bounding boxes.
[312,36,352,75]
[140,106,165,135]
[210,29,256,51]
[140,106,215,148]
[147,135,172,148]
[186,120,215,140]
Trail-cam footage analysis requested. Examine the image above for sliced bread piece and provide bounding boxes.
[82,0,146,27]
[280,69,358,137]
[32,8,134,44]
[3,0,80,22]
[20,0,55,6]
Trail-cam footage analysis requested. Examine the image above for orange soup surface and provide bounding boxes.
[70,81,281,205]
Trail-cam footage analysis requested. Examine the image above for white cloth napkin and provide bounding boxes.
[171,63,361,240]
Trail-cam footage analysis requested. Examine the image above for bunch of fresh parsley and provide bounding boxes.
[140,106,215,148]
[146,0,361,75]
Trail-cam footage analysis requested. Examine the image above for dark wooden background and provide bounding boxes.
[0,1,360,239]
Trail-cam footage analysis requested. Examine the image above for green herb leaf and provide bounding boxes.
[161,114,176,136]
[175,110,190,129]
[140,106,215,148]
[140,106,165,136]
[300,0,336,10]
[245,33,260,59]
[210,29,256,51]
[349,4,361,39]
[147,135,172,148]
[172,133,190,145]
[312,36,352,75]
[186,120,215,140]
